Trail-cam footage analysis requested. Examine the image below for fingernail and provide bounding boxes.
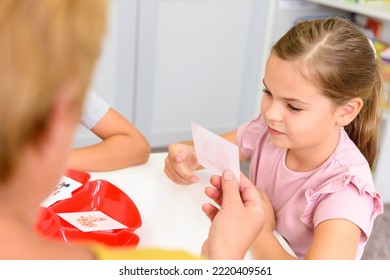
[223,170,234,181]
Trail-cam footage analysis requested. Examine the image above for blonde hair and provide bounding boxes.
[272,17,384,168]
[0,0,108,181]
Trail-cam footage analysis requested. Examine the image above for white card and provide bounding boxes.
[40,176,83,207]
[191,121,240,183]
[57,210,128,232]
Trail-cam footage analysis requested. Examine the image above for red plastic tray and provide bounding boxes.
[64,169,91,186]
[35,170,142,248]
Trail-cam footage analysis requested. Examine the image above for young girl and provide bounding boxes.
[0,0,264,260]
[164,17,384,259]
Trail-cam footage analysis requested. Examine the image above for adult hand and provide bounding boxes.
[164,143,201,185]
[201,170,265,259]
[257,188,276,232]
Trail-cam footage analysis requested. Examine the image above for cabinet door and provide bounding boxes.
[135,0,269,148]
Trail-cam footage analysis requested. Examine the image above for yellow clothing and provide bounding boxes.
[90,244,201,260]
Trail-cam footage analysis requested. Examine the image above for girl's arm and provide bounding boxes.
[68,108,150,171]
[251,229,297,259]
[250,189,297,260]
[305,219,360,259]
[251,218,361,260]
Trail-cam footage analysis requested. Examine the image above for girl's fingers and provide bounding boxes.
[164,157,196,185]
[164,164,191,185]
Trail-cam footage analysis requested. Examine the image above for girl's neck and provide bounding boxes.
[285,130,341,172]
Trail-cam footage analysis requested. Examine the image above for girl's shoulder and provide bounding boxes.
[334,130,367,161]
[330,130,372,183]
[303,130,378,210]
[305,131,380,214]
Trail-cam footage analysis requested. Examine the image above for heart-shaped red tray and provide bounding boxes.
[35,169,142,248]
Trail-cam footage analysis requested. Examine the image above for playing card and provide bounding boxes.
[57,210,128,232]
[191,121,240,183]
[40,176,83,207]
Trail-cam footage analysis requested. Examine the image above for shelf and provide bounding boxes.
[305,0,390,21]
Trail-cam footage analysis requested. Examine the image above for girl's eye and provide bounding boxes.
[262,87,302,112]
[262,88,272,96]
[287,104,302,112]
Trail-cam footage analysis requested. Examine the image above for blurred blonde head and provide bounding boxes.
[0,0,108,181]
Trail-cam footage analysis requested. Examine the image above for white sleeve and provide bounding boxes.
[80,89,110,129]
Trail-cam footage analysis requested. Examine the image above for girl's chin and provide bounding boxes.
[269,136,290,149]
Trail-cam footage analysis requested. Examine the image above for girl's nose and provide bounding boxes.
[263,100,283,123]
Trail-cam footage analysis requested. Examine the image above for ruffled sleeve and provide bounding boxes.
[300,172,383,240]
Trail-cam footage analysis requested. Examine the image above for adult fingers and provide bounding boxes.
[209,175,222,191]
[202,203,218,221]
[219,170,242,207]
[204,186,223,207]
[239,173,263,211]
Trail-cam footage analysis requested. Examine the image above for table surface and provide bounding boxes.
[89,152,213,257]
[89,152,294,258]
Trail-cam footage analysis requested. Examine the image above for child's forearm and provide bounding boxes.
[68,134,150,171]
[250,228,297,260]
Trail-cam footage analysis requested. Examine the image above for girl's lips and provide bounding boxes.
[267,126,283,135]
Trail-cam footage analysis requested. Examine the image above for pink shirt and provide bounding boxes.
[237,114,383,259]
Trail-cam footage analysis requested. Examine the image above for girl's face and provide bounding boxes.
[261,53,341,154]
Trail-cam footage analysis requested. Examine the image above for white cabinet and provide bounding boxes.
[74,0,270,149]
[134,0,270,147]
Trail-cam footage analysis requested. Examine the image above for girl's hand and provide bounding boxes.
[164,143,201,185]
[201,170,266,259]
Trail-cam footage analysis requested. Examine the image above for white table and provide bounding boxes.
[89,152,212,257]
[89,152,294,258]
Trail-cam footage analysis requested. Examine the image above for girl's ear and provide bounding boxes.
[336,98,363,127]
